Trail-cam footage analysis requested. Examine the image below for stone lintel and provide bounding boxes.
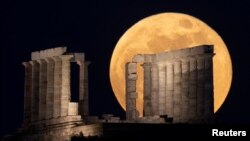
[72,53,85,62]
[31,47,67,60]
[134,45,213,62]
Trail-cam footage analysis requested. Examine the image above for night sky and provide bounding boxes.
[1,0,250,137]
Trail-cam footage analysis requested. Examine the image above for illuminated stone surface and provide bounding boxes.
[125,45,214,123]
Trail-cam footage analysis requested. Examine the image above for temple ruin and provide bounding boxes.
[3,45,215,141]
[18,47,103,141]
[125,45,215,123]
[22,47,89,123]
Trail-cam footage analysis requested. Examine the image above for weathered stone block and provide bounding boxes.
[68,102,78,116]
[126,62,137,74]
[132,54,144,62]
[31,47,67,60]
[128,73,137,80]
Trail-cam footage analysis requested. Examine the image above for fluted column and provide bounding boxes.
[37,59,47,120]
[141,63,151,116]
[52,57,62,118]
[77,60,85,117]
[150,63,159,115]
[158,63,166,115]
[173,60,181,123]
[189,57,197,122]
[45,58,54,119]
[204,55,214,122]
[197,56,205,121]
[30,60,40,122]
[60,55,73,117]
[78,60,90,117]
[181,59,189,122]
[125,62,138,120]
[22,62,32,124]
[165,62,174,117]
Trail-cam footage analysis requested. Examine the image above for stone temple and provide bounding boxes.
[125,45,214,123]
[16,47,104,140]
[3,45,215,140]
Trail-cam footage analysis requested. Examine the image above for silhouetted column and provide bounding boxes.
[37,59,47,120]
[197,56,205,122]
[150,63,159,116]
[22,62,32,124]
[125,62,138,120]
[181,59,189,122]
[60,55,73,117]
[45,58,54,119]
[77,60,84,117]
[158,63,166,115]
[30,60,40,122]
[83,61,90,116]
[141,63,151,116]
[78,60,90,117]
[52,57,62,118]
[204,55,214,122]
[165,62,174,117]
[173,60,181,123]
[189,57,197,122]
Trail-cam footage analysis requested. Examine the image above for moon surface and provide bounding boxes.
[110,13,232,115]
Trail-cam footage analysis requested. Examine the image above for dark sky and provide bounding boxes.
[1,0,250,137]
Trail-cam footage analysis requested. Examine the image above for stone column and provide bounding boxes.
[83,61,90,116]
[77,60,85,117]
[45,58,54,119]
[125,62,138,120]
[37,59,47,120]
[197,56,205,122]
[52,57,62,118]
[158,63,166,115]
[181,59,189,123]
[165,62,174,117]
[150,63,159,116]
[204,55,214,122]
[22,62,32,124]
[189,57,197,122]
[30,60,40,122]
[78,60,90,117]
[60,55,73,117]
[173,60,181,123]
[141,63,151,116]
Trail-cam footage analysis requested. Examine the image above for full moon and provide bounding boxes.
[110,13,232,115]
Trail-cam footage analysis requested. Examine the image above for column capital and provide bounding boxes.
[76,60,84,66]
[179,58,189,63]
[156,62,166,67]
[140,62,151,67]
[59,55,74,61]
[51,56,61,62]
[22,61,31,67]
[51,55,73,62]
[36,59,47,64]
[164,61,174,65]
[29,60,39,65]
[44,57,54,62]
[151,63,158,67]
